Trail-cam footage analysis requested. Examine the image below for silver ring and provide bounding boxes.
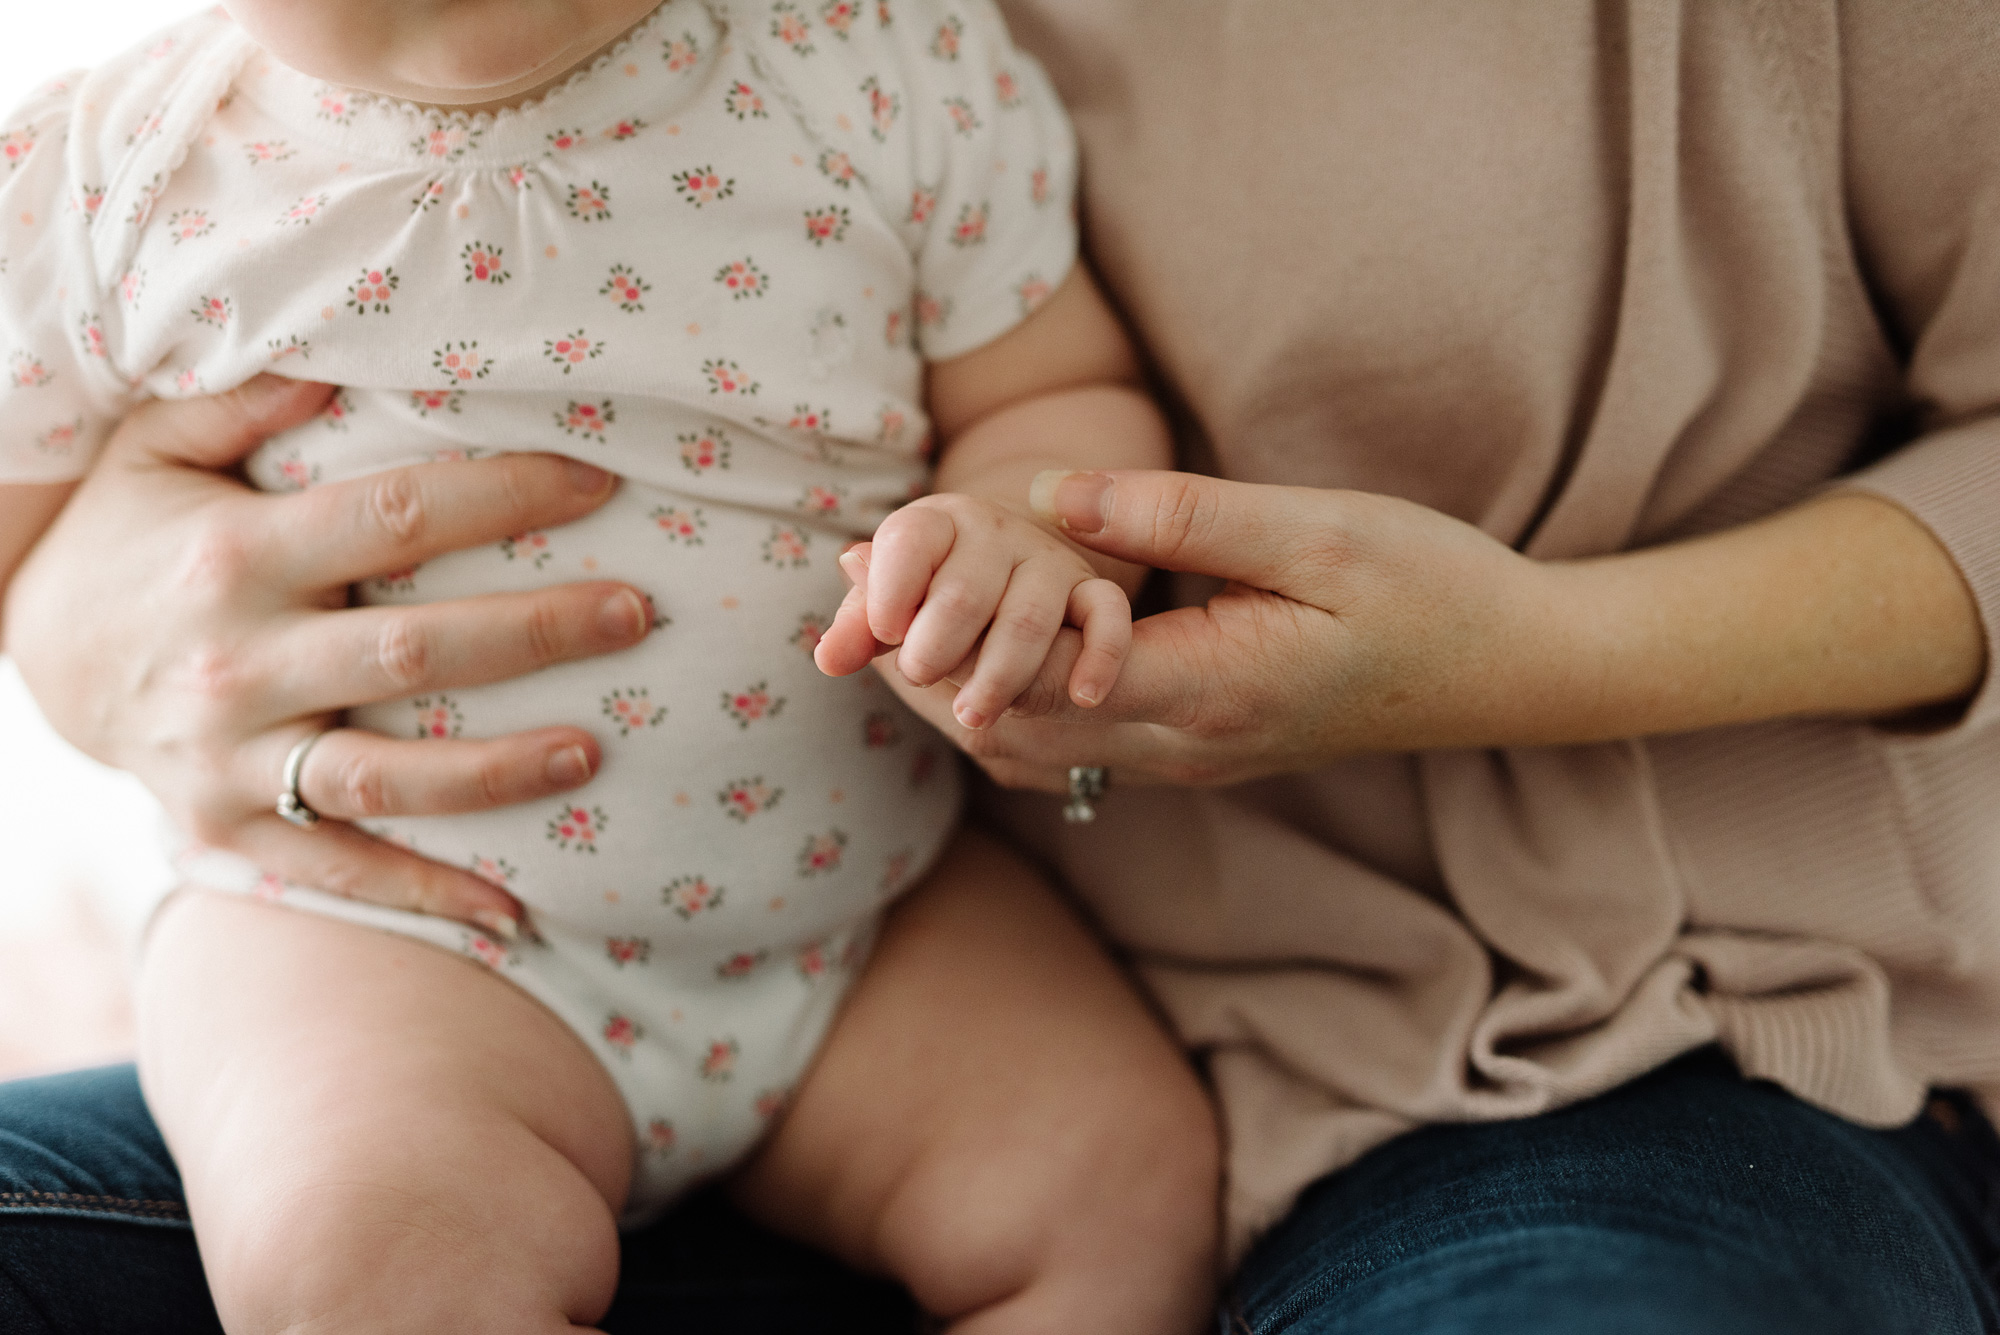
[1064,765,1108,824]
[276,729,332,829]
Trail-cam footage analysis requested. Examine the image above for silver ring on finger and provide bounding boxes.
[1064,765,1109,824]
[276,728,334,830]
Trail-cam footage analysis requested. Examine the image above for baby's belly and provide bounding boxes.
[345,481,961,954]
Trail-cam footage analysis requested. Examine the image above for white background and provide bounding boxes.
[1,7,206,951]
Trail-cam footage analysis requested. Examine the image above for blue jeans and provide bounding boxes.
[4,1052,1997,1333]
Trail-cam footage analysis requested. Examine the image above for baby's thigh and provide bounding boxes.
[730,828,1221,1332]
[137,890,630,1335]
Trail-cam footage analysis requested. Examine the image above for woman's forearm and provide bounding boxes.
[0,482,77,652]
[1536,492,1985,741]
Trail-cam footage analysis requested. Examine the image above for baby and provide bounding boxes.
[0,0,1220,1330]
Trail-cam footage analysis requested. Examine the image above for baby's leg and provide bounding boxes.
[136,890,631,1335]
[731,827,1221,1334]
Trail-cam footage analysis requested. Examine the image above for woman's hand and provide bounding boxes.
[0,377,652,933]
[865,469,1985,793]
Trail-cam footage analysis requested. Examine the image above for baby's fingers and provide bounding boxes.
[949,563,1074,730]
[865,505,957,646]
[1064,578,1132,708]
[814,555,888,677]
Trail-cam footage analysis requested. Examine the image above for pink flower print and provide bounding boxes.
[33,418,81,456]
[272,450,321,491]
[875,404,908,446]
[346,266,398,315]
[546,127,586,154]
[771,2,815,55]
[547,802,607,853]
[644,1119,677,1155]
[602,1013,642,1054]
[1017,274,1053,314]
[717,777,783,823]
[796,940,828,980]
[175,368,201,396]
[602,264,650,312]
[860,76,900,141]
[318,388,354,431]
[0,128,36,171]
[761,525,812,569]
[818,149,859,189]
[545,330,602,372]
[243,140,294,166]
[803,205,850,245]
[722,682,786,728]
[411,696,463,739]
[944,96,980,136]
[368,565,417,594]
[907,184,937,224]
[699,1039,739,1082]
[949,201,989,247]
[788,405,832,435]
[790,612,829,654]
[409,388,462,417]
[820,0,859,36]
[724,80,768,119]
[147,35,177,59]
[715,258,768,300]
[8,352,52,389]
[664,875,725,919]
[500,529,554,568]
[76,314,108,360]
[662,31,702,73]
[602,688,666,737]
[672,165,734,207]
[603,116,646,141]
[469,854,518,887]
[1030,162,1051,207]
[703,359,760,396]
[678,428,732,473]
[995,68,1023,108]
[71,185,106,218]
[411,179,449,213]
[251,871,286,904]
[884,308,906,348]
[910,747,938,787]
[930,14,963,59]
[555,399,615,443]
[267,335,312,363]
[914,291,951,331]
[433,341,491,383]
[650,504,707,545]
[797,484,845,516]
[716,950,765,979]
[167,209,213,244]
[467,934,510,970]
[506,164,534,191]
[877,0,893,25]
[413,123,481,162]
[125,113,164,147]
[191,295,232,329]
[125,172,164,227]
[565,180,613,222]
[863,711,901,749]
[796,830,848,877]
[316,90,357,125]
[461,242,509,285]
[605,936,652,967]
[755,1088,790,1120]
[881,848,914,895]
[279,193,330,226]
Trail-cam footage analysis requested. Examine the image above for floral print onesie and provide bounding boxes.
[0,0,1077,1219]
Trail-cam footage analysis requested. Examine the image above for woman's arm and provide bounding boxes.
[2,376,650,931]
[868,468,1983,792]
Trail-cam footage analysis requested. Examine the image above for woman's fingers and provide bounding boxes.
[1032,469,1345,599]
[272,452,619,589]
[257,726,600,822]
[274,584,650,714]
[110,376,337,470]
[225,816,526,935]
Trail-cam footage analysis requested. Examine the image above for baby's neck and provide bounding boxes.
[348,15,650,118]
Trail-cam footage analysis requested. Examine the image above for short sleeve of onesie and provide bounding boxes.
[0,78,140,482]
[747,0,1080,362]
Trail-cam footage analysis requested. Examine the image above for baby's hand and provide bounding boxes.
[813,494,1131,729]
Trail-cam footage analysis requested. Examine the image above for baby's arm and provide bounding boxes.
[0,483,76,645]
[815,268,1172,729]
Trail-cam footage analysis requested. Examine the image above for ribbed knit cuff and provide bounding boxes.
[1840,419,2000,735]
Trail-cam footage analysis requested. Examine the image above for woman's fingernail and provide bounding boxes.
[566,459,615,494]
[955,703,988,730]
[548,745,592,786]
[473,910,520,942]
[601,589,646,640]
[1030,471,1113,534]
[1074,683,1101,706]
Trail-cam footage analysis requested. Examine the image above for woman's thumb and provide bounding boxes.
[1030,469,1320,591]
